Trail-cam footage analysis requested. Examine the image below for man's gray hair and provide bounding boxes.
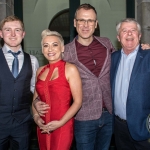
[116,18,141,35]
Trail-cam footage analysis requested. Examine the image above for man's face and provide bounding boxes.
[74,8,97,43]
[117,22,141,54]
[0,21,25,52]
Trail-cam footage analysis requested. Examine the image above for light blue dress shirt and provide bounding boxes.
[114,45,139,120]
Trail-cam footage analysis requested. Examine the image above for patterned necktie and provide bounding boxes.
[8,50,21,78]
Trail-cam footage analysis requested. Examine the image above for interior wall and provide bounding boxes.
[23,0,126,66]
[23,0,69,65]
[81,0,126,49]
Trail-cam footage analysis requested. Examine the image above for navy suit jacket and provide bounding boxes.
[111,46,150,141]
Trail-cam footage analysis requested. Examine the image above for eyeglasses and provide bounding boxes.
[76,19,96,25]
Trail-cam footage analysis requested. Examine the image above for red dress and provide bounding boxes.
[36,60,74,150]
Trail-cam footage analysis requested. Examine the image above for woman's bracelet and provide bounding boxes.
[33,96,40,102]
[33,96,40,106]
[33,113,39,119]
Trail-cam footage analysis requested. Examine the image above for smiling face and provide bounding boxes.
[0,21,25,52]
[74,8,97,45]
[117,21,141,55]
[42,35,64,64]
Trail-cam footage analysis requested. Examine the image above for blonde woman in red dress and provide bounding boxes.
[32,29,82,150]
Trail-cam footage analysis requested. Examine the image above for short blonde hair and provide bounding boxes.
[0,15,24,31]
[41,29,64,47]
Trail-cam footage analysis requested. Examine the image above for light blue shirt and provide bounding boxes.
[114,45,139,120]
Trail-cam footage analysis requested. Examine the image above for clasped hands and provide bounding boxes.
[33,100,62,134]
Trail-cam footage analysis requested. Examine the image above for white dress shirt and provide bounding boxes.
[2,44,39,93]
[114,45,139,120]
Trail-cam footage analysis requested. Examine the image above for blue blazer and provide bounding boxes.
[110,46,150,141]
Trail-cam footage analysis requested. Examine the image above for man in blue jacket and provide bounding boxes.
[111,18,150,149]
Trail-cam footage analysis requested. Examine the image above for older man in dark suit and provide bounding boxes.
[111,18,150,150]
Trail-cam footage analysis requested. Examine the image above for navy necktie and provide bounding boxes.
[8,50,21,78]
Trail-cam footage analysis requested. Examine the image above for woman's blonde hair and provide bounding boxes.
[41,29,64,47]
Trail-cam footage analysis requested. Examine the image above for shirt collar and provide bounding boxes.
[2,44,23,54]
[121,45,139,55]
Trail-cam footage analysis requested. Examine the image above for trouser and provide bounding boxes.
[115,116,150,150]
[0,118,32,150]
[74,111,113,150]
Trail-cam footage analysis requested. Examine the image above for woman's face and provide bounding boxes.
[42,35,64,63]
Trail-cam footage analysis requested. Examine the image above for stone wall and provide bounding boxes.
[136,0,150,43]
[0,0,14,47]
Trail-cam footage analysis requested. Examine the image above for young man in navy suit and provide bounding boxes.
[0,16,39,150]
[111,18,150,149]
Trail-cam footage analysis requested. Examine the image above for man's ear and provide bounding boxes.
[0,30,3,38]
[74,19,77,28]
[139,34,141,41]
[117,35,120,42]
[95,20,98,29]
[22,31,25,39]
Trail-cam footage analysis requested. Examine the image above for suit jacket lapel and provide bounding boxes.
[128,47,146,91]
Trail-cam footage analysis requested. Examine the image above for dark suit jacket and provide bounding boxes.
[111,46,150,141]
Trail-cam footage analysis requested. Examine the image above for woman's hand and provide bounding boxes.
[41,120,63,134]
[33,114,45,128]
[33,115,51,134]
